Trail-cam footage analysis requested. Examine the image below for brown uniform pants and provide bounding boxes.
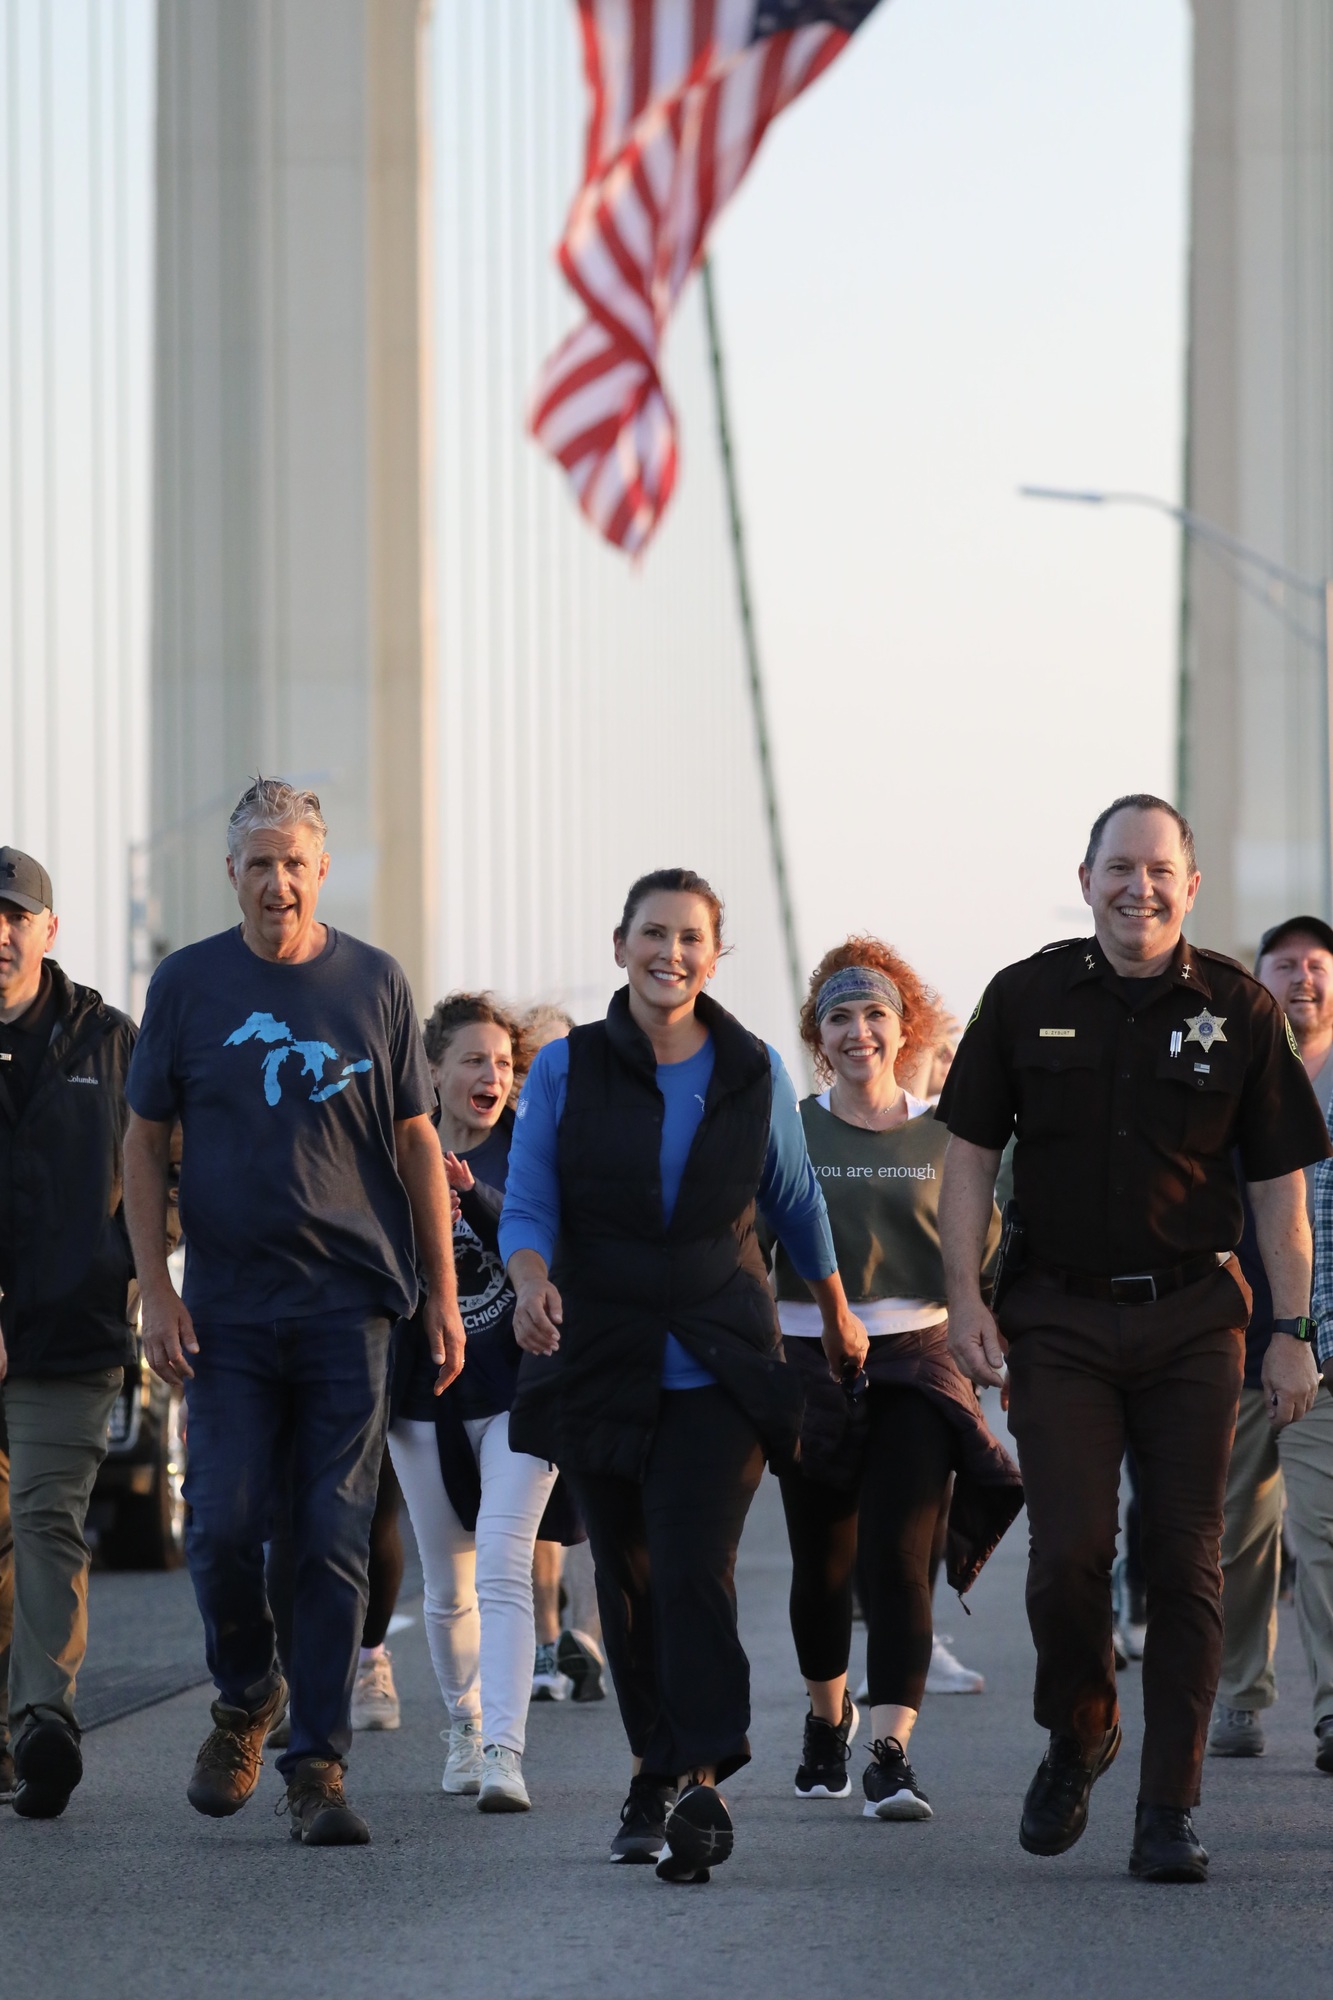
[1000,1261,1248,1809]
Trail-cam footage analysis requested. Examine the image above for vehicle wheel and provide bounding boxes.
[102,1390,187,1570]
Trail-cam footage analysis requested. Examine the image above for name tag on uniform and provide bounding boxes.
[1194,1062,1210,1074]
[1039,1028,1076,1038]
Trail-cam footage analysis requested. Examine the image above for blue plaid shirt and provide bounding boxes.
[1311,1154,1333,1366]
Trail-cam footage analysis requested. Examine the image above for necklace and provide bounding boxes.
[828,1082,907,1131]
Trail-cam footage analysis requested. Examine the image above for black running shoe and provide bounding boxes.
[556,1627,607,1703]
[862,1736,932,1821]
[12,1717,83,1821]
[1019,1725,1120,1856]
[656,1784,734,1884]
[609,1772,677,1863]
[795,1692,860,1799]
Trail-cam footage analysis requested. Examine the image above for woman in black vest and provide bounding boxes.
[502,869,868,1885]
[774,938,1022,1824]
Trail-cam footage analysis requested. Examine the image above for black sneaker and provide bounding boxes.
[187,1677,288,1819]
[795,1692,860,1798]
[1129,1803,1208,1884]
[12,1717,83,1820]
[609,1772,677,1862]
[557,1627,607,1703]
[656,1784,734,1884]
[861,1736,932,1821]
[1316,1718,1333,1775]
[1019,1725,1120,1856]
[282,1757,371,1846]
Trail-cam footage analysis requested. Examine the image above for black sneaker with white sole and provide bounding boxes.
[862,1736,933,1821]
[656,1784,734,1884]
[795,1691,860,1798]
[609,1772,677,1862]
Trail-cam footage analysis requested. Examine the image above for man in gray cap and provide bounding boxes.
[0,847,140,1818]
[1211,914,1333,1768]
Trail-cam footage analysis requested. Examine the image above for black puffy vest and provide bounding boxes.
[507,988,803,1480]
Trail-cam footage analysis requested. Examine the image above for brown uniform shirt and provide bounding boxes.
[937,935,1332,1277]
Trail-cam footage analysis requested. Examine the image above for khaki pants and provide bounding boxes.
[2,1371,122,1736]
[1219,1381,1333,1729]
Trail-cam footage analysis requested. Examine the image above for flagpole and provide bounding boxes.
[700,253,806,1032]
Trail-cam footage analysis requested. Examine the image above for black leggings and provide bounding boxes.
[779,1384,954,1712]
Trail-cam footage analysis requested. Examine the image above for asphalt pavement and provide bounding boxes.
[4,1391,1333,2000]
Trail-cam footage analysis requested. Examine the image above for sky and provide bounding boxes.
[704,0,1192,1024]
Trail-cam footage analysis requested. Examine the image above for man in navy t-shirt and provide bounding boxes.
[123,778,462,1847]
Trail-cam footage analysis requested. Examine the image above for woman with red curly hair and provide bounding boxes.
[774,939,1023,1825]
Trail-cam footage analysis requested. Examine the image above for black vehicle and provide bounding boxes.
[89,1257,187,1570]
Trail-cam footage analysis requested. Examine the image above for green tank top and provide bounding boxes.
[773,1095,997,1304]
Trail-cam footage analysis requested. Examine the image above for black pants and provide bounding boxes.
[1001,1262,1247,1808]
[779,1384,954,1711]
[569,1387,765,1782]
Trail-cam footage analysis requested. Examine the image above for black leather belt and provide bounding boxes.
[1030,1253,1226,1306]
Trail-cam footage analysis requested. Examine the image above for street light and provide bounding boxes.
[1020,483,1333,921]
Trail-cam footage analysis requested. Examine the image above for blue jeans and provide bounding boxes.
[183,1309,391,1775]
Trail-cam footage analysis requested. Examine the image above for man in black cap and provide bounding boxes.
[1210,915,1333,1769]
[0,847,139,1818]
[938,794,1329,1884]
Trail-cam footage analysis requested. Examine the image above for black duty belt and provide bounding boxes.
[1030,1253,1226,1306]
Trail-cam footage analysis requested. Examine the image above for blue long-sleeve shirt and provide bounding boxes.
[499,1034,836,1388]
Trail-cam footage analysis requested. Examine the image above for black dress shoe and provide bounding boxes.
[1019,1725,1121,1856]
[1129,1803,1209,1883]
[12,1717,83,1820]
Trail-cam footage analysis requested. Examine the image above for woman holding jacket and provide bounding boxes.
[774,938,1023,1823]
[502,868,868,1885]
[389,993,556,1814]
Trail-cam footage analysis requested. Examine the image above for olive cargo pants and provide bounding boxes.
[1,1370,122,1738]
[1000,1262,1248,1809]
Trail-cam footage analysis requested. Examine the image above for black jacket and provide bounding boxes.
[0,961,138,1376]
[507,987,803,1479]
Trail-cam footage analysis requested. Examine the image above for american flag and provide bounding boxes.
[531,1,884,555]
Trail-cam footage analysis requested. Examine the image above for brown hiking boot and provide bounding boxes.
[282,1757,371,1846]
[187,1678,288,1819]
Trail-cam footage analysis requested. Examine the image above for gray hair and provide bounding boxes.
[1084,792,1196,875]
[226,776,328,860]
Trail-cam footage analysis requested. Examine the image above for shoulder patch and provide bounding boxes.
[1286,1015,1302,1060]
[966,996,982,1029]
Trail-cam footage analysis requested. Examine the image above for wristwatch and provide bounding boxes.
[1272,1316,1314,1342]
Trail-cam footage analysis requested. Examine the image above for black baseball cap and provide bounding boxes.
[0,847,53,915]
[1256,914,1333,965]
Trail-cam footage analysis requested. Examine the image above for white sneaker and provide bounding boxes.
[477,1743,531,1813]
[441,1718,485,1794]
[924,1634,985,1696]
[531,1640,573,1703]
[350,1648,401,1730]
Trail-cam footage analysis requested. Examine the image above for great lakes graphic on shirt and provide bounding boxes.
[223,1011,374,1106]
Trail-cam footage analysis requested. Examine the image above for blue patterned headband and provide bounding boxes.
[814,964,904,1026]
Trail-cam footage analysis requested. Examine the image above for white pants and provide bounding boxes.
[388,1412,556,1755]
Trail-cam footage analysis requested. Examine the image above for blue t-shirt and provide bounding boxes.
[126,926,435,1323]
[499,1033,835,1388]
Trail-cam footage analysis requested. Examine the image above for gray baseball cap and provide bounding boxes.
[0,847,54,915]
